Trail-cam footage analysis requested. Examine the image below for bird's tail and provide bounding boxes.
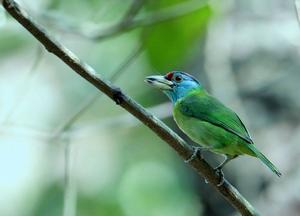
[247,144,282,177]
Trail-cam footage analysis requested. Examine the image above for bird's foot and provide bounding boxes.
[205,167,224,186]
[184,146,204,163]
[213,167,225,187]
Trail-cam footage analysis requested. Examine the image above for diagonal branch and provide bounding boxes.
[2,0,259,215]
[51,43,144,138]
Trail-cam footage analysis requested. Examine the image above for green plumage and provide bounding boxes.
[145,71,281,177]
[173,88,281,176]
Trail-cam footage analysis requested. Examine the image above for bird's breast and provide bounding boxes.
[173,102,211,146]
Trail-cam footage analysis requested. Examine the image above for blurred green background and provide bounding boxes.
[0,0,299,215]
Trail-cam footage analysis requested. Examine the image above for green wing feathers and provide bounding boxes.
[177,91,253,144]
[177,90,281,176]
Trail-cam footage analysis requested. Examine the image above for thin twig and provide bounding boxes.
[63,137,77,216]
[3,45,44,124]
[295,0,300,25]
[67,102,172,137]
[2,0,259,215]
[48,0,208,40]
[90,0,208,40]
[43,0,145,138]
[38,0,208,41]
[93,0,146,38]
[121,0,147,25]
[109,43,144,83]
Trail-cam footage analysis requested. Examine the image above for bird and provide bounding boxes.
[145,71,281,183]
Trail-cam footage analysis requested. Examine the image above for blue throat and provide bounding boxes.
[163,83,201,104]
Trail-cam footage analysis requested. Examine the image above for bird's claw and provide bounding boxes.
[214,167,225,187]
[185,146,225,186]
[203,168,224,186]
[184,146,203,163]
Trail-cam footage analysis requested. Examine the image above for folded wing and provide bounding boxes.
[178,93,253,144]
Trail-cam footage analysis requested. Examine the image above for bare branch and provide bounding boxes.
[2,0,259,215]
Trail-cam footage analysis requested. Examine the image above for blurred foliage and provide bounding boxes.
[77,194,123,216]
[1,0,300,216]
[118,162,201,216]
[144,1,212,71]
[0,29,30,56]
[47,0,130,21]
[32,185,63,216]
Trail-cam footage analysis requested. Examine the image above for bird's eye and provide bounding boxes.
[174,76,182,82]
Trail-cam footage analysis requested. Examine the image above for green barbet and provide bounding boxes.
[145,71,281,179]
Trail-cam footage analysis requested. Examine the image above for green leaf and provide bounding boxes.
[143,1,212,71]
[31,185,63,216]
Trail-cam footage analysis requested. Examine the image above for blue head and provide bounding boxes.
[145,71,202,103]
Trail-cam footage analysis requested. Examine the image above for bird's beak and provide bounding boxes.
[144,75,174,90]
